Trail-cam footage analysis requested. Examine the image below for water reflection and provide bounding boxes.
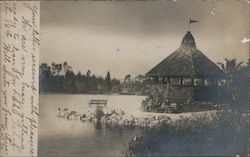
[95,120,102,130]
[38,94,144,157]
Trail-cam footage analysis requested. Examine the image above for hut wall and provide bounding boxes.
[194,86,220,102]
[168,86,193,98]
[150,84,193,103]
[155,84,169,98]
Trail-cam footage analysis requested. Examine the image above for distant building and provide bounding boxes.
[134,75,147,83]
[145,31,226,102]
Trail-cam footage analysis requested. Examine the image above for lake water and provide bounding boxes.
[38,94,146,157]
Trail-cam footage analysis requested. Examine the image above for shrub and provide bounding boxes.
[123,110,249,156]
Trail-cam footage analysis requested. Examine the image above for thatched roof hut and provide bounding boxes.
[145,31,226,102]
[146,31,225,78]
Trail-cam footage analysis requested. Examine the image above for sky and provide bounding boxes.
[40,0,249,78]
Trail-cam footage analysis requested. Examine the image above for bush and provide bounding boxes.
[123,110,249,156]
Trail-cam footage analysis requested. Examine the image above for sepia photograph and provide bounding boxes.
[38,1,249,156]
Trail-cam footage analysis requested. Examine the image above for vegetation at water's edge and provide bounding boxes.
[39,62,153,94]
[123,110,249,156]
[39,62,120,93]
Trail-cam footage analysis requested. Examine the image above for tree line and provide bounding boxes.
[39,62,121,93]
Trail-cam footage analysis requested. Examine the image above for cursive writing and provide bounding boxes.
[0,2,40,156]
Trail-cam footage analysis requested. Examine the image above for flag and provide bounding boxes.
[190,19,198,24]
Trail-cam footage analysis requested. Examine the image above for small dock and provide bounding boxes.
[89,99,108,107]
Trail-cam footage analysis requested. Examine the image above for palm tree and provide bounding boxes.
[217,58,248,111]
[217,58,243,77]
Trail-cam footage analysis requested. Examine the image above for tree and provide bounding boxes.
[64,70,76,93]
[63,61,71,74]
[39,63,52,92]
[105,71,112,92]
[50,63,64,92]
[90,74,98,91]
[218,58,243,78]
[124,74,131,83]
[218,58,248,111]
[86,70,91,78]
[111,78,121,92]
[75,72,83,93]
[84,70,92,92]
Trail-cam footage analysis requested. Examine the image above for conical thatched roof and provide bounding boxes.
[146,31,226,78]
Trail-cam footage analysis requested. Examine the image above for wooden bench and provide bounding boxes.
[89,99,107,107]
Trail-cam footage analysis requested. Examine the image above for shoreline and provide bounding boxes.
[39,92,147,96]
[57,106,218,129]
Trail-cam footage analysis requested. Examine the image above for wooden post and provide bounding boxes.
[191,78,195,97]
[213,78,217,87]
[167,77,170,96]
[155,76,158,84]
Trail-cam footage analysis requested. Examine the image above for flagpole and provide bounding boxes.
[189,18,199,32]
[188,17,190,31]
